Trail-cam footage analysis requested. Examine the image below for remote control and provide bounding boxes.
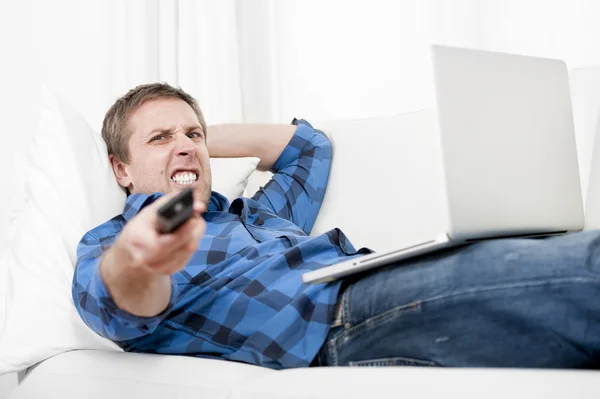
[156,188,195,234]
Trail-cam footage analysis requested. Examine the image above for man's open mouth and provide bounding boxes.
[171,170,198,185]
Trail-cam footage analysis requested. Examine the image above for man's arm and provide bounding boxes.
[207,124,296,171]
[208,121,332,234]
[213,121,332,235]
[72,192,206,341]
[99,241,172,318]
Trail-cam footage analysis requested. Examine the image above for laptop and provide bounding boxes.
[302,44,584,284]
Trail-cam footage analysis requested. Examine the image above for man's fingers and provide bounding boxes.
[186,218,206,251]
[145,192,205,232]
[141,190,182,216]
[194,200,207,215]
[128,243,156,268]
[119,190,206,276]
[144,249,195,275]
[152,221,205,274]
[143,218,205,270]
[155,216,205,252]
[150,233,196,266]
[124,223,163,266]
[155,216,203,246]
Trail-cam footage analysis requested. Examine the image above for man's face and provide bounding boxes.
[111,98,212,203]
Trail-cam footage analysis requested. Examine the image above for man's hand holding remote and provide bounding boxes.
[99,190,206,317]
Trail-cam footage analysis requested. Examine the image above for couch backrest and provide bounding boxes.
[572,67,600,229]
[569,66,600,204]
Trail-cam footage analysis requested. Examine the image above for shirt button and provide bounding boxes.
[256,219,264,226]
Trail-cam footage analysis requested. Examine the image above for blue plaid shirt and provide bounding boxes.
[72,122,369,369]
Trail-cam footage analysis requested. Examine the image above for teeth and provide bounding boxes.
[172,172,197,184]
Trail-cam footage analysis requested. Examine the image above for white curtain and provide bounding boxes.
[267,0,479,123]
[2,0,599,135]
[2,0,600,246]
[177,0,244,124]
[0,0,245,249]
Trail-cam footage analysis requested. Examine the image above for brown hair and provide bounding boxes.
[102,82,207,163]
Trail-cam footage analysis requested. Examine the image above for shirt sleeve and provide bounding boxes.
[72,229,179,342]
[251,121,332,235]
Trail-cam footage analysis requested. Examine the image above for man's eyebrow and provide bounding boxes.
[146,125,204,138]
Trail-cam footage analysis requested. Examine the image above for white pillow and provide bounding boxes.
[245,112,443,253]
[311,111,445,253]
[0,87,259,375]
[210,157,260,201]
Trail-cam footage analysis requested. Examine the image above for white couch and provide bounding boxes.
[8,67,600,398]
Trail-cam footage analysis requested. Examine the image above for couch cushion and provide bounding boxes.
[11,350,271,399]
[232,366,600,399]
[12,350,600,399]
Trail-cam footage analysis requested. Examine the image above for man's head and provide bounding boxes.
[102,83,212,203]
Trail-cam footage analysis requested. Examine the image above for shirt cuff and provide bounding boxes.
[92,268,180,328]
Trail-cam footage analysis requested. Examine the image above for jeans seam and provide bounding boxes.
[342,283,352,329]
[335,276,600,345]
[586,233,600,274]
[348,356,438,367]
[327,283,353,366]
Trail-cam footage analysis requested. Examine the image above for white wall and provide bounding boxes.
[0,0,246,251]
[268,0,600,194]
[0,0,132,254]
[273,0,480,123]
[474,0,600,200]
[476,0,600,68]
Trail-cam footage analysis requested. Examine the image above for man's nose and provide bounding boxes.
[174,134,198,157]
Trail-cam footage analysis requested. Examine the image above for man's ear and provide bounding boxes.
[109,154,132,190]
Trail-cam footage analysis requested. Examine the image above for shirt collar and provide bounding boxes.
[208,191,230,212]
[122,191,231,222]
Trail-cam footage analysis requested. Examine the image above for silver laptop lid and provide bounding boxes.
[431,45,584,241]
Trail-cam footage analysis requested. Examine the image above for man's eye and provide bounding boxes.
[188,132,203,139]
[150,135,166,142]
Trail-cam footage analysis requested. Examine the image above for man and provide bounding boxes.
[73,83,599,369]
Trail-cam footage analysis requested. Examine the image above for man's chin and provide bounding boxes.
[169,180,200,191]
[169,180,211,201]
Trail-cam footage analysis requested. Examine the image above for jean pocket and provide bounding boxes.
[348,356,438,367]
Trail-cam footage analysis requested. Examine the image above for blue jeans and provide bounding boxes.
[313,230,600,368]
